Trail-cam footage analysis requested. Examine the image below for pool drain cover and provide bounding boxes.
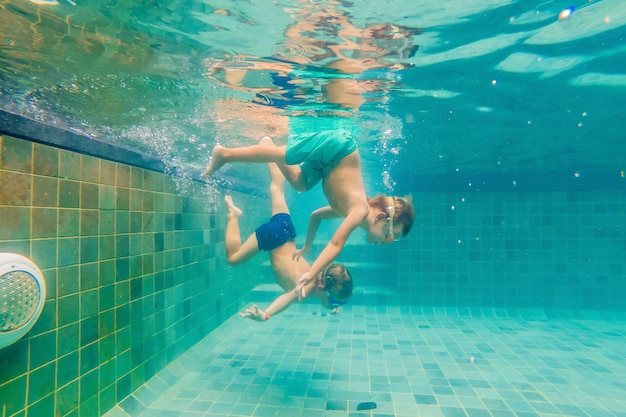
[357,401,377,410]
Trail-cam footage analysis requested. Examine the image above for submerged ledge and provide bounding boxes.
[0,110,269,196]
[0,110,166,173]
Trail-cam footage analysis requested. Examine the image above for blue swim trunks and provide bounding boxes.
[255,213,297,251]
[285,129,357,190]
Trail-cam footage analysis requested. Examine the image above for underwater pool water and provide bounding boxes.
[1,1,626,417]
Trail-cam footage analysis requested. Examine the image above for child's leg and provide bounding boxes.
[203,142,288,178]
[224,196,260,265]
[276,163,308,192]
[259,138,291,216]
[268,163,289,215]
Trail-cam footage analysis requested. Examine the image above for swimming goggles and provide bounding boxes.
[384,196,399,243]
[323,266,349,308]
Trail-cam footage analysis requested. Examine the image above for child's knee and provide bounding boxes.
[226,256,243,266]
[287,175,309,192]
[269,182,283,195]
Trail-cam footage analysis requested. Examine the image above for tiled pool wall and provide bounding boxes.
[0,134,267,417]
[397,191,626,311]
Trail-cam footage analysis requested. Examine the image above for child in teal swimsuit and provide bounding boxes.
[205,129,414,299]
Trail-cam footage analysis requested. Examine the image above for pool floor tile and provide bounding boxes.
[105,305,626,417]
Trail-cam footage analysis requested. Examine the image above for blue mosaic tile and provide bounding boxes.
[102,306,626,417]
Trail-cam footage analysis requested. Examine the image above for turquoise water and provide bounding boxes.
[2,0,625,193]
[2,1,626,417]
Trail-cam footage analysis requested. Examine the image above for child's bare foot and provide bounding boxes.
[224,196,242,218]
[202,145,226,178]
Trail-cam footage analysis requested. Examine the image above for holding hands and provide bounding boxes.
[295,271,315,301]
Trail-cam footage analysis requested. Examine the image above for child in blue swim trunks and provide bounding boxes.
[224,138,353,320]
[205,131,414,299]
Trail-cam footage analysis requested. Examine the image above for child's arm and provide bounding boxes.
[293,206,340,260]
[239,290,298,321]
[296,208,366,299]
[240,274,319,321]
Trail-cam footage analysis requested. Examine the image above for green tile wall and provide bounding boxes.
[397,191,626,311]
[0,135,265,417]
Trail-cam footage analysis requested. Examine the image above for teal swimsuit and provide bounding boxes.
[285,129,357,190]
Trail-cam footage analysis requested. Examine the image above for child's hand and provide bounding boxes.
[238,304,267,321]
[292,245,311,261]
[295,272,313,301]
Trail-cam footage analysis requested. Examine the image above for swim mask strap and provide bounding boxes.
[385,196,397,243]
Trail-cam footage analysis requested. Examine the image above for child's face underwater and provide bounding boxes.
[365,217,402,244]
